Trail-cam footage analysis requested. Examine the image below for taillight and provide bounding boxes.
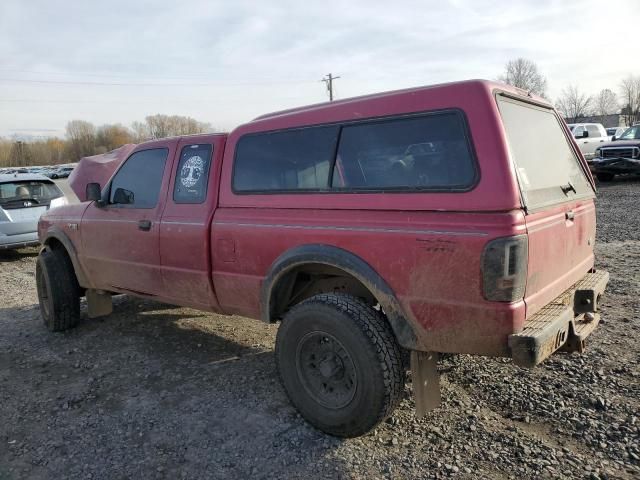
[481,235,528,302]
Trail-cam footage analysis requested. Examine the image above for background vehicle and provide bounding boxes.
[0,173,66,249]
[36,80,608,437]
[567,123,608,158]
[591,124,640,181]
[46,165,75,179]
[606,127,626,140]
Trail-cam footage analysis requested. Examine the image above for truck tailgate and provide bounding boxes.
[523,199,596,317]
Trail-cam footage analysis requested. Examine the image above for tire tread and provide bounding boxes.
[275,293,405,436]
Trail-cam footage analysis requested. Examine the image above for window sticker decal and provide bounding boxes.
[181,155,204,189]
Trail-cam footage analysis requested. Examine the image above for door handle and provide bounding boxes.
[138,219,152,231]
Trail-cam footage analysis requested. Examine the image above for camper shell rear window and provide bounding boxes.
[496,95,594,210]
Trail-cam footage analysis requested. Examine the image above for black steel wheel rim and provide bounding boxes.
[295,331,358,409]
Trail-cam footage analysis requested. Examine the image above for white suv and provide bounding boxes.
[567,123,608,159]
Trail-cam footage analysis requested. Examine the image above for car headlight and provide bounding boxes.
[49,196,68,210]
[594,148,601,158]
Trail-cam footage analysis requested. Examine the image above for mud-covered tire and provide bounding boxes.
[596,172,615,182]
[36,248,81,332]
[275,293,405,437]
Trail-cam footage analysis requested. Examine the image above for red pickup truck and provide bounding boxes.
[36,80,609,437]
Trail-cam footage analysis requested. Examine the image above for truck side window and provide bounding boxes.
[173,144,212,204]
[109,148,168,208]
[233,126,340,192]
[333,112,476,191]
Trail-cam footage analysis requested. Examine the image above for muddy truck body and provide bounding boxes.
[37,79,609,437]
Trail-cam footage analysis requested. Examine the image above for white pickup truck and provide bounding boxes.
[567,123,608,159]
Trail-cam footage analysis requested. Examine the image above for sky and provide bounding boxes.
[0,0,638,138]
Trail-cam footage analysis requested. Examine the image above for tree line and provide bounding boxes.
[499,58,640,125]
[0,114,213,168]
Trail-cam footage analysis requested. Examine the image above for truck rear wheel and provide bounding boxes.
[275,293,405,437]
[36,248,81,332]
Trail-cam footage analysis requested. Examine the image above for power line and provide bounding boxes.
[0,94,319,105]
[321,73,341,101]
[0,77,319,88]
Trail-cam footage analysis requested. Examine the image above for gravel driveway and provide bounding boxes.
[1,180,639,479]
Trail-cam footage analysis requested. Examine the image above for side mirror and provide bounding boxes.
[113,187,134,205]
[86,183,103,205]
[612,135,617,141]
[581,130,589,138]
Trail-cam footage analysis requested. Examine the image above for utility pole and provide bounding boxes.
[321,73,341,101]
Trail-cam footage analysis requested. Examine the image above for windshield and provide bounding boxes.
[618,126,640,140]
[497,96,594,210]
[0,180,63,208]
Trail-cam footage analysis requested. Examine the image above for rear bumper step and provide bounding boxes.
[509,270,609,368]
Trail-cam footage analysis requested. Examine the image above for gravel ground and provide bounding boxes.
[1,180,639,479]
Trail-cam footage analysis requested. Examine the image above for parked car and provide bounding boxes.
[46,166,74,179]
[0,173,67,249]
[54,166,74,178]
[590,124,640,181]
[606,127,626,140]
[566,123,608,159]
[36,80,608,437]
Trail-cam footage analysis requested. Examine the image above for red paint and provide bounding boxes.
[39,80,599,356]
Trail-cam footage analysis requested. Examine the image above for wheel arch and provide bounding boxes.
[261,244,418,349]
[40,226,91,288]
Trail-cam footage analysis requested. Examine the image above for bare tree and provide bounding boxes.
[131,121,150,142]
[499,58,548,97]
[96,124,134,152]
[65,120,96,161]
[143,114,212,139]
[593,89,619,121]
[556,85,592,123]
[619,75,640,126]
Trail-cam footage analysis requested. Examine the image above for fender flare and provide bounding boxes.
[41,226,92,288]
[261,244,418,349]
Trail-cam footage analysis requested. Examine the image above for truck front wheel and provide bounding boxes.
[36,248,81,332]
[275,293,405,437]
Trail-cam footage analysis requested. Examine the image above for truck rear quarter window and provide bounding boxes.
[109,148,168,208]
[233,126,340,192]
[174,144,212,204]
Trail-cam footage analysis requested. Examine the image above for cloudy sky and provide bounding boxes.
[0,0,638,138]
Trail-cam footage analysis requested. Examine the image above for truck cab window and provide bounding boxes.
[109,148,168,208]
[173,144,213,204]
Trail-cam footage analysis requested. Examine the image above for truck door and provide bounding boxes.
[159,136,223,311]
[79,143,175,295]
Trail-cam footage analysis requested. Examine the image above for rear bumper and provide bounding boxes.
[509,269,609,368]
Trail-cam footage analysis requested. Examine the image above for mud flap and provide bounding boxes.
[86,289,113,318]
[411,351,441,418]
